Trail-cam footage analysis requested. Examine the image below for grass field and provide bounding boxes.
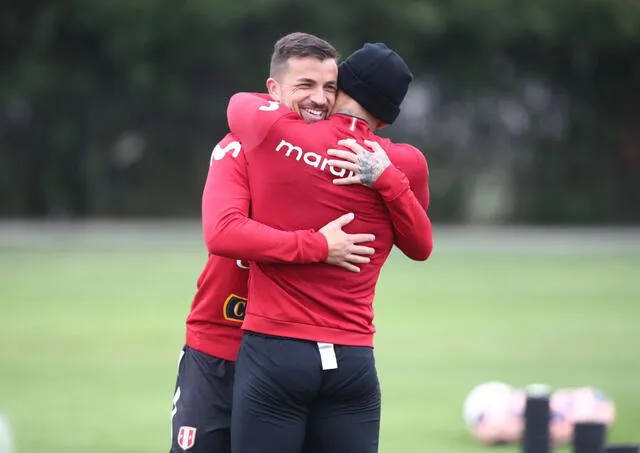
[0,224,639,453]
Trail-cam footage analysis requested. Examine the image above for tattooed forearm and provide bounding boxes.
[357,151,391,186]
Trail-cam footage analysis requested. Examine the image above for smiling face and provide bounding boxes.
[267,56,338,123]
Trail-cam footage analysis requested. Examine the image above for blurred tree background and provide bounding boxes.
[1,0,639,223]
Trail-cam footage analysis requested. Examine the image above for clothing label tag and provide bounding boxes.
[317,342,338,370]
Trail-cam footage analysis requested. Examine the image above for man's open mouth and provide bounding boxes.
[301,107,326,121]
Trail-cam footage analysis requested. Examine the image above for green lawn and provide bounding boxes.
[0,234,639,453]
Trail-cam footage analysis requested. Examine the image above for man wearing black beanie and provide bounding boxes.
[325,42,419,188]
[220,42,433,453]
[337,42,414,127]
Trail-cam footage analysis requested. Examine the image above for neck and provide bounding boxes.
[336,108,368,122]
[334,99,377,130]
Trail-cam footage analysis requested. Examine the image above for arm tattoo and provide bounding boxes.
[358,152,391,186]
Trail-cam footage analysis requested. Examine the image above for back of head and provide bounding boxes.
[269,32,339,79]
[337,43,413,125]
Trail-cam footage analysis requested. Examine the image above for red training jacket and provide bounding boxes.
[221,92,433,347]
[185,132,329,361]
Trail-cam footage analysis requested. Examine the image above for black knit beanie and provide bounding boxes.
[337,43,413,125]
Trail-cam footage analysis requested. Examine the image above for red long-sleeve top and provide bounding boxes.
[185,132,329,361]
[211,92,433,347]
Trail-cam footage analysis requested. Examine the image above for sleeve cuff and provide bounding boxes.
[301,230,329,263]
[371,165,410,201]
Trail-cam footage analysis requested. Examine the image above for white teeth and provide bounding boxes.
[304,108,323,117]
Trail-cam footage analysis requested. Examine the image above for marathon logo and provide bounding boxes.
[223,293,247,323]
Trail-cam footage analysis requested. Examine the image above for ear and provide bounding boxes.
[266,78,281,101]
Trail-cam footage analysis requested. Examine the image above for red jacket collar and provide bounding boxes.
[331,113,372,134]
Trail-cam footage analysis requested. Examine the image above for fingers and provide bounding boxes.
[337,139,367,154]
[326,159,359,173]
[332,176,362,186]
[337,254,371,274]
[339,262,361,273]
[326,149,358,162]
[349,244,375,256]
[331,242,375,272]
[363,140,386,154]
[346,254,371,265]
[330,212,355,227]
[349,233,376,244]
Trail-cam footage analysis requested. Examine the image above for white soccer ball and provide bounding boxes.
[463,381,522,444]
[463,381,513,429]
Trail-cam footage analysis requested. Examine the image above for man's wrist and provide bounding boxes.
[310,231,330,262]
[371,165,410,201]
[372,165,400,190]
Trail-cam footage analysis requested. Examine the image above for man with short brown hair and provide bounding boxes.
[267,32,340,123]
[169,32,375,453]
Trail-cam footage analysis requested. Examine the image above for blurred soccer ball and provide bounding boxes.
[463,381,522,445]
[548,386,616,445]
[463,381,512,429]
[570,386,616,427]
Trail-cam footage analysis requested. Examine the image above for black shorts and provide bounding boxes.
[231,332,381,453]
[170,345,234,453]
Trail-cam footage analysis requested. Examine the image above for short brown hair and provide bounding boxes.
[269,32,339,77]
